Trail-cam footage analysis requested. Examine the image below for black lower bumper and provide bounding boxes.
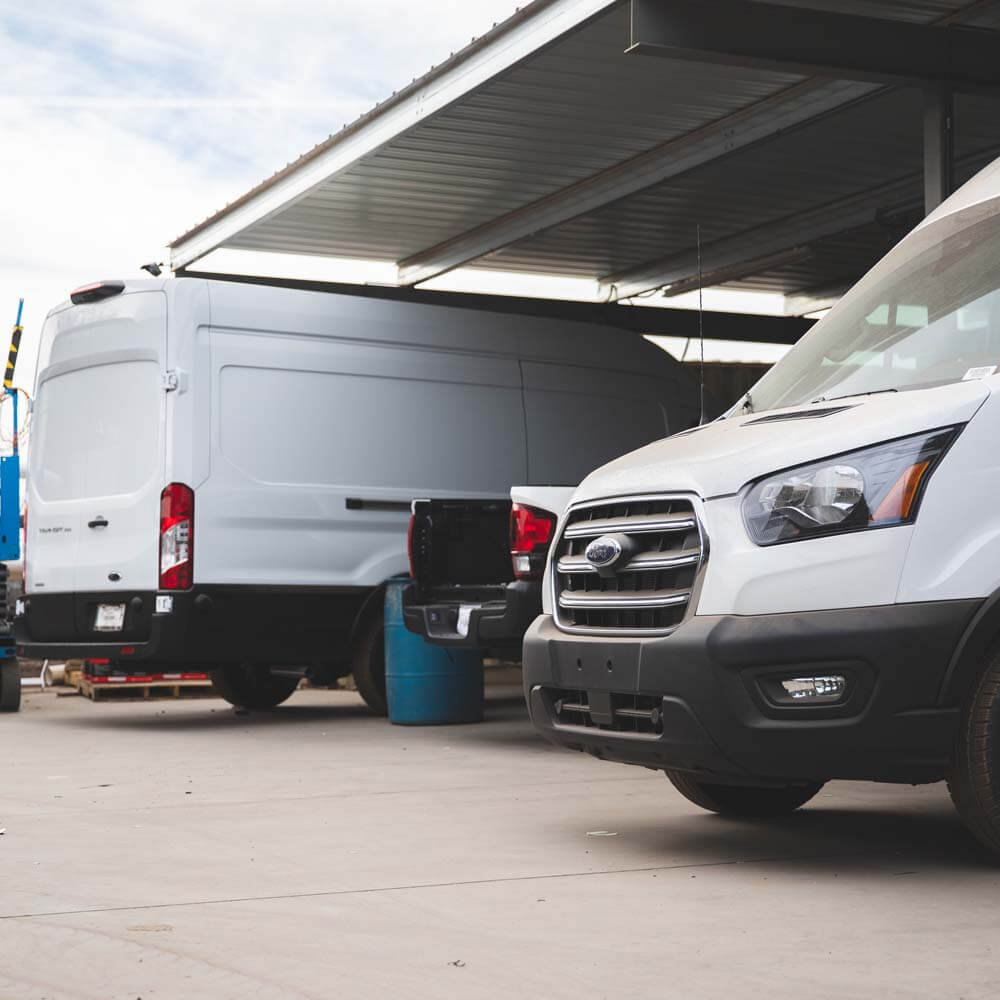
[15,586,370,668]
[402,580,541,650]
[523,600,982,785]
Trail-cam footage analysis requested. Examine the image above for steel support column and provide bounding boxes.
[924,87,955,215]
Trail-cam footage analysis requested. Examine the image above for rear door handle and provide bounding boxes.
[88,517,109,529]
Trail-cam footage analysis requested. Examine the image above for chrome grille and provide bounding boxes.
[552,494,705,636]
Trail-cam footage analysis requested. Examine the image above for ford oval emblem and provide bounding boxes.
[585,535,623,569]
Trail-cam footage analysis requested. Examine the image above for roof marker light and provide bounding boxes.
[70,281,125,305]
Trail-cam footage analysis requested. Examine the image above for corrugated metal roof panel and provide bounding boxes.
[229,3,805,261]
[175,0,1000,301]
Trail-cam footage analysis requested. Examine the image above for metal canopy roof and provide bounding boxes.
[171,0,1000,319]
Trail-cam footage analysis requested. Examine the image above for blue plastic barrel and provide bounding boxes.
[384,579,484,725]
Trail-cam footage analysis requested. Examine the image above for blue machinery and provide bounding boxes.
[0,299,22,563]
[0,299,22,710]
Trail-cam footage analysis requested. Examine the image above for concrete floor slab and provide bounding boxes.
[1,684,998,999]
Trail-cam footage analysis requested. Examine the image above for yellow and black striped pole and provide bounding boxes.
[4,299,22,392]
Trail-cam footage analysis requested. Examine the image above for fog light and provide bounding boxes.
[513,554,532,575]
[780,675,846,702]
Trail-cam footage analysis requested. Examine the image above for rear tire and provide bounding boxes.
[209,664,299,710]
[949,646,1000,854]
[352,603,387,716]
[666,770,824,817]
[0,658,20,712]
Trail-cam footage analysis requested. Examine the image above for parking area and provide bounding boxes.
[3,679,998,1000]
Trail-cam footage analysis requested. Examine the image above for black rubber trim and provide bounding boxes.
[16,585,371,666]
[522,600,981,785]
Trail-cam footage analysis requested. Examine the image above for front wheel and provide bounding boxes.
[949,647,1000,854]
[666,770,824,817]
[209,664,300,710]
[0,659,20,712]
[351,603,386,716]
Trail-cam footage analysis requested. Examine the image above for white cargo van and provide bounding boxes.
[16,277,697,711]
[523,155,1000,853]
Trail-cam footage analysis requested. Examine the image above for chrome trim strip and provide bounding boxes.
[563,514,696,539]
[557,549,700,575]
[559,590,689,610]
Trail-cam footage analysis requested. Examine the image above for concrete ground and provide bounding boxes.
[2,681,999,1000]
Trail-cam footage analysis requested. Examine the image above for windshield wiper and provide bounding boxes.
[811,388,899,404]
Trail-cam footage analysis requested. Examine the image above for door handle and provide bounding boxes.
[88,517,109,529]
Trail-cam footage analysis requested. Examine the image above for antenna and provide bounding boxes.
[697,225,706,425]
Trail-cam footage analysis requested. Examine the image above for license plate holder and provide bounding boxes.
[94,604,126,632]
[456,603,482,638]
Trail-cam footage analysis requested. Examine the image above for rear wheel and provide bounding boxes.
[666,770,824,817]
[209,664,299,710]
[949,646,1000,854]
[352,602,387,716]
[0,658,20,712]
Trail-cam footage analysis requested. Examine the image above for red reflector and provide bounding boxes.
[88,658,110,666]
[160,483,194,591]
[510,504,555,553]
[119,647,136,655]
[70,280,125,305]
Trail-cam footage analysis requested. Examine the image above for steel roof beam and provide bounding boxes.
[599,139,1000,302]
[395,77,878,286]
[629,0,1000,93]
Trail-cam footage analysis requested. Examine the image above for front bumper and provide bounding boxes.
[402,580,541,650]
[523,600,981,785]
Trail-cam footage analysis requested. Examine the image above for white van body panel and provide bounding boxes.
[898,379,1000,604]
[697,495,915,615]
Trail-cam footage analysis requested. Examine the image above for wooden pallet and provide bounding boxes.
[77,674,214,701]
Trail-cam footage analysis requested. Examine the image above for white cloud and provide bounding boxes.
[0,0,522,390]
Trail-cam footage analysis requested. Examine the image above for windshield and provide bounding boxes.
[746,201,1000,413]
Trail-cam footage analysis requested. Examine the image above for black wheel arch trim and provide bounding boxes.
[939,590,1000,706]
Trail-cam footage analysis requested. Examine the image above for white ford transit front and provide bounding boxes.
[523,156,1000,853]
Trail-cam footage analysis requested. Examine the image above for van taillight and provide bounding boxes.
[159,484,193,590]
[407,513,417,579]
[510,504,555,581]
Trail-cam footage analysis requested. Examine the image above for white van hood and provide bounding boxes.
[573,380,990,503]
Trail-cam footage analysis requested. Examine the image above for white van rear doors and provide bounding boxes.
[28,291,166,595]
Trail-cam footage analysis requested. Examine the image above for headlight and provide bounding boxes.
[742,428,959,546]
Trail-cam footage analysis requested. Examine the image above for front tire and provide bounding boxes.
[666,770,824,817]
[209,664,299,710]
[949,646,1000,854]
[0,659,20,712]
[351,603,387,716]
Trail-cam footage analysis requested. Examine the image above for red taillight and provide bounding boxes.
[159,483,194,590]
[510,504,555,580]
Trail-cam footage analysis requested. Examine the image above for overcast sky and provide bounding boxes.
[1,0,787,400]
[0,0,532,383]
